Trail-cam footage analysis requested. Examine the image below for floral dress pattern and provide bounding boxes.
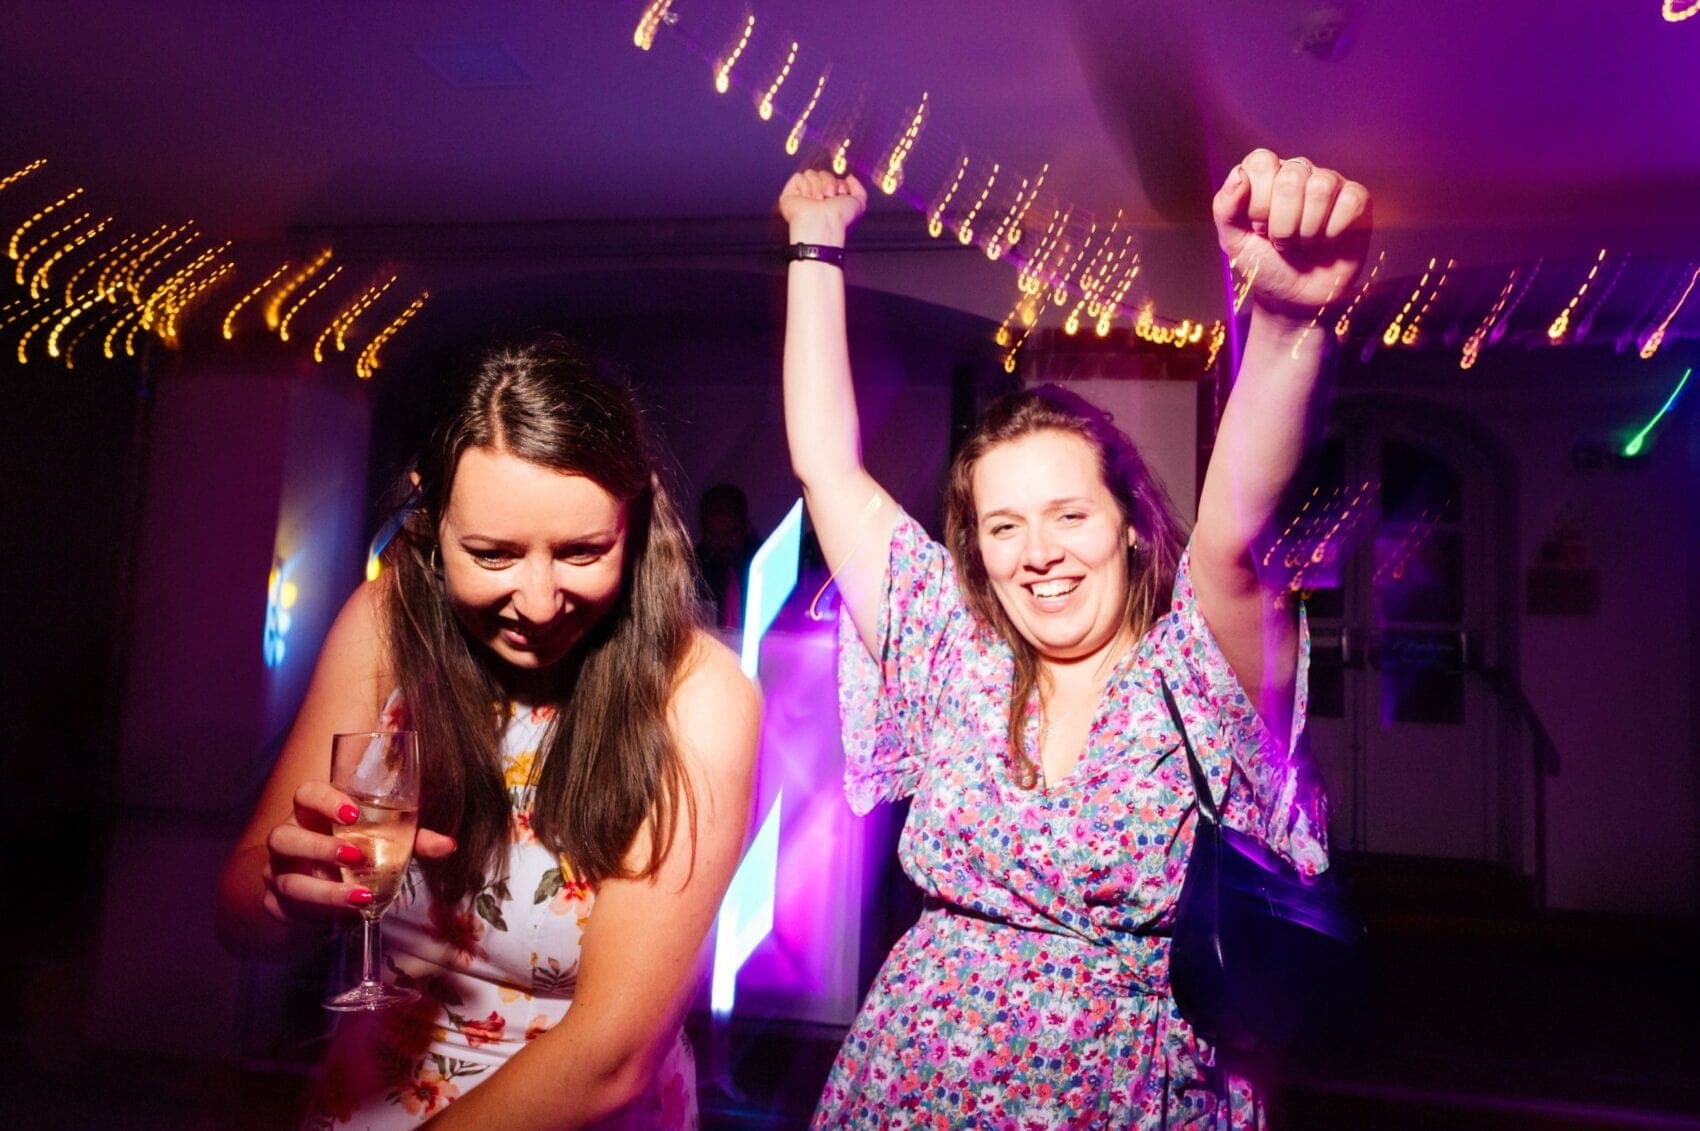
[812,512,1328,1129]
[303,698,698,1130]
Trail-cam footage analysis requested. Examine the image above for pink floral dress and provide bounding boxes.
[304,698,697,1130]
[812,513,1329,1129]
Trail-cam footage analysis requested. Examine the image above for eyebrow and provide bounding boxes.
[978,497,1099,521]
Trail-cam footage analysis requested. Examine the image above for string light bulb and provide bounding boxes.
[1638,264,1700,360]
[830,136,851,176]
[878,93,928,195]
[1460,266,1520,370]
[28,216,111,299]
[222,261,292,340]
[927,154,969,239]
[1548,248,1608,342]
[277,264,344,342]
[758,42,797,121]
[8,187,86,261]
[15,211,92,286]
[0,159,48,195]
[633,0,673,49]
[956,163,997,246]
[355,292,430,379]
[1334,251,1384,340]
[1663,0,1700,20]
[1382,258,1437,347]
[263,249,333,331]
[713,13,756,94]
[784,71,828,156]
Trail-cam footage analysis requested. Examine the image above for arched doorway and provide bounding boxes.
[1300,396,1527,883]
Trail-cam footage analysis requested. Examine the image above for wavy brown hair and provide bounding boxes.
[380,339,700,902]
[943,385,1189,788]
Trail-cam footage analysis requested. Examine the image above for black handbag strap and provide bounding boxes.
[1158,671,1220,828]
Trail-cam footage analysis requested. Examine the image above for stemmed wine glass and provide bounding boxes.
[324,730,421,1011]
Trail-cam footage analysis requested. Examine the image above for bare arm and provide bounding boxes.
[214,581,455,958]
[780,170,900,654]
[423,632,761,1129]
[1192,149,1371,745]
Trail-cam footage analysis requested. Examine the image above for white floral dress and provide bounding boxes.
[303,698,698,1129]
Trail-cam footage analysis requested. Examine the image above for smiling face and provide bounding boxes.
[971,429,1136,667]
[438,445,628,673]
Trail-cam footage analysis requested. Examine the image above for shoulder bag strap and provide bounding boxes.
[1158,671,1220,827]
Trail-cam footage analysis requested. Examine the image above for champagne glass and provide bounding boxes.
[324,730,422,1011]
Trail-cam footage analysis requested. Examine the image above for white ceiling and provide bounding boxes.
[2,1,1696,316]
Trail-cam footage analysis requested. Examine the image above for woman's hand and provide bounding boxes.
[1212,148,1372,325]
[779,169,867,247]
[260,781,457,923]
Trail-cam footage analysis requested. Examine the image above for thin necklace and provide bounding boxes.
[1038,630,1137,743]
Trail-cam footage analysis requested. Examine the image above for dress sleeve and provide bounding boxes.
[837,509,971,815]
[1163,544,1330,877]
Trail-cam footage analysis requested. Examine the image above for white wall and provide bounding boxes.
[1344,348,1698,917]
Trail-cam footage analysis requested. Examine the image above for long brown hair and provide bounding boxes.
[943,385,1189,788]
[380,338,700,901]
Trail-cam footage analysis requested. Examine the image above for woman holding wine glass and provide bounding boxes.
[215,338,761,1129]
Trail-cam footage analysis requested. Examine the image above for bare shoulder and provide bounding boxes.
[314,578,393,719]
[669,629,762,769]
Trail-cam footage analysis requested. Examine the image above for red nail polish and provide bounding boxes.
[337,804,360,824]
[335,844,362,865]
[348,888,374,907]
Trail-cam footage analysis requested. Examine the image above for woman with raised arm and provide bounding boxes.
[781,150,1369,1126]
[215,339,759,1129]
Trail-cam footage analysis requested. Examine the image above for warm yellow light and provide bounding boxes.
[1019,207,1068,299]
[8,187,84,261]
[1382,258,1436,347]
[45,294,102,357]
[61,305,122,370]
[121,224,197,303]
[1460,265,1521,370]
[1639,264,1699,360]
[1205,321,1226,370]
[222,261,292,340]
[142,243,228,330]
[1664,0,1700,20]
[28,216,111,299]
[63,229,137,304]
[103,307,140,359]
[356,292,430,379]
[714,13,756,94]
[1399,258,1452,347]
[315,274,397,362]
[278,264,344,342]
[1334,250,1384,340]
[365,556,383,582]
[831,137,851,176]
[16,211,91,286]
[758,42,797,121]
[1548,248,1607,342]
[159,262,233,345]
[16,307,62,363]
[957,163,997,246]
[993,163,1046,255]
[1057,222,1096,305]
[784,71,828,156]
[0,159,48,195]
[263,249,333,331]
[97,224,167,301]
[879,92,928,195]
[927,154,970,240]
[633,0,673,49]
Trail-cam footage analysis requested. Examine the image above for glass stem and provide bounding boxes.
[360,913,382,987]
